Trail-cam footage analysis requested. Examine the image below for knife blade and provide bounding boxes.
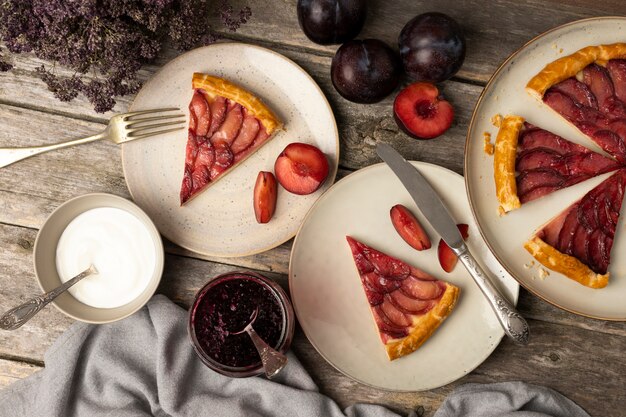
[376,143,529,345]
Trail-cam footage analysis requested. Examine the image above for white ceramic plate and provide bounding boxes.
[122,43,338,257]
[290,162,519,391]
[465,17,626,320]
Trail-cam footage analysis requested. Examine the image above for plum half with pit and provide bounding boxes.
[399,12,466,83]
[331,39,402,104]
[393,82,454,139]
[297,0,367,45]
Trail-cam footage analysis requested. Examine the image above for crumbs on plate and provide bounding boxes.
[483,132,494,155]
[491,113,503,128]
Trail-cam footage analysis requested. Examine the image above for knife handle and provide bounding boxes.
[457,251,530,345]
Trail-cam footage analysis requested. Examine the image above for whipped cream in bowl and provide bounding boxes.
[33,194,164,323]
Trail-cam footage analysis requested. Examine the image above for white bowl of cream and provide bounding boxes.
[33,194,164,323]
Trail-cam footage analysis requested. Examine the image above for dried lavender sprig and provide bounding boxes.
[0,0,252,113]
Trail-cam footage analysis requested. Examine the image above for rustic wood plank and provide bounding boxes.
[294,318,626,417]
[2,220,625,415]
[219,0,626,84]
[2,104,626,335]
[0,359,40,389]
[0,42,478,173]
[0,221,286,361]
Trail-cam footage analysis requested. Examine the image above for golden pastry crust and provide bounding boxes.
[192,73,283,134]
[526,43,626,98]
[385,284,460,361]
[524,236,609,289]
[494,115,524,215]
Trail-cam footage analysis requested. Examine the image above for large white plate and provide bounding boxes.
[465,17,626,320]
[122,43,338,257]
[290,162,519,391]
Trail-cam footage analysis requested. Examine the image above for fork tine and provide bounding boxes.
[126,114,185,126]
[128,119,186,132]
[128,120,186,136]
[126,126,186,140]
[123,108,181,119]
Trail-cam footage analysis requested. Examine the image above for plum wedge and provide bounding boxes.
[180,73,282,205]
[390,204,431,250]
[346,236,459,360]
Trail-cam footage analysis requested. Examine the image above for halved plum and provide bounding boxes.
[394,82,454,139]
[274,143,329,195]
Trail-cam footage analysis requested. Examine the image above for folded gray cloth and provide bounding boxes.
[434,381,591,417]
[0,295,589,417]
[0,295,399,417]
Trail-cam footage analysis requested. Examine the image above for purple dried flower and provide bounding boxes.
[0,0,252,113]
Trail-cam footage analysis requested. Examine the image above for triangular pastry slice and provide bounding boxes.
[180,73,282,205]
[525,169,626,288]
[526,43,626,163]
[346,236,459,360]
[494,115,620,214]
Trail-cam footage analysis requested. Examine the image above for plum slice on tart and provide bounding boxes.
[346,236,459,361]
[526,43,626,163]
[525,169,626,289]
[494,115,620,214]
[180,73,283,205]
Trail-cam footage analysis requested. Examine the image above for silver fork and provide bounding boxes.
[0,108,186,169]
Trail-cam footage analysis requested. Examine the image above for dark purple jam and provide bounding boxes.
[192,275,284,368]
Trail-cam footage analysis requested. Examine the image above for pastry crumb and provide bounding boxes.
[559,48,564,54]
[483,132,494,155]
[523,261,536,269]
[538,268,550,280]
[498,206,505,216]
[491,113,503,127]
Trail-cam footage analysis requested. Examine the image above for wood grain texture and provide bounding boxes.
[0,219,625,415]
[1,1,626,414]
[218,0,626,84]
[0,359,40,389]
[0,43,477,173]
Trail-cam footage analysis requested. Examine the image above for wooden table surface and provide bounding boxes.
[1,1,625,416]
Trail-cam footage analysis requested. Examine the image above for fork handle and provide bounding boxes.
[0,132,106,169]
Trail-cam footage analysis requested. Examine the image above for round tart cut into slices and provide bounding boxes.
[494,115,620,215]
[524,169,626,289]
[346,236,459,361]
[526,43,626,163]
[180,73,283,205]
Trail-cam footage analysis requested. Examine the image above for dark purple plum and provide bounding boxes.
[297,0,367,45]
[331,39,401,103]
[399,12,466,83]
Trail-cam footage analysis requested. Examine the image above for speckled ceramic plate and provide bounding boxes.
[465,17,626,320]
[290,162,519,391]
[122,43,338,257]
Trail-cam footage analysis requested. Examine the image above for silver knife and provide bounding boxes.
[377,143,529,345]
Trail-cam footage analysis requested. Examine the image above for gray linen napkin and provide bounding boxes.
[433,381,591,417]
[0,295,590,417]
[0,295,400,417]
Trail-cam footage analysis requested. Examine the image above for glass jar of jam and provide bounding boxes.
[188,271,294,377]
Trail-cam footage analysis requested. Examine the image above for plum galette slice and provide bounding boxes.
[180,73,283,205]
[525,169,626,289]
[346,236,459,361]
[494,115,620,214]
[526,43,626,163]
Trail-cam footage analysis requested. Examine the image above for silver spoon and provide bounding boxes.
[232,307,288,378]
[0,265,97,330]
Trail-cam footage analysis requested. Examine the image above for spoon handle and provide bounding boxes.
[246,326,288,379]
[0,265,96,330]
